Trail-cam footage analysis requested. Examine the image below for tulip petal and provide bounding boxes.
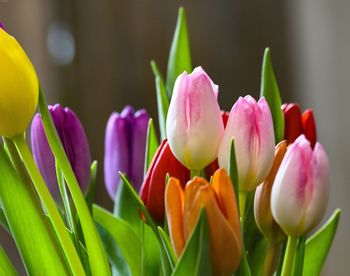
[304,142,329,232]
[104,112,130,199]
[183,177,242,275]
[130,109,149,191]
[302,109,317,149]
[271,135,313,236]
[282,103,303,144]
[165,177,186,257]
[166,68,224,169]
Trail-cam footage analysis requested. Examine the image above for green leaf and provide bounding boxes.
[260,48,284,143]
[86,161,98,212]
[93,205,142,276]
[151,61,169,140]
[0,245,18,276]
[38,87,110,275]
[0,144,69,275]
[142,222,162,276]
[0,208,10,233]
[114,177,142,238]
[144,118,160,175]
[303,209,341,275]
[228,138,239,206]
[172,210,211,276]
[166,7,192,99]
[248,238,268,276]
[158,226,177,269]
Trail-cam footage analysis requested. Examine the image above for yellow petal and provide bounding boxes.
[0,29,38,138]
[165,177,186,257]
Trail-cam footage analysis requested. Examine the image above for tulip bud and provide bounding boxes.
[31,104,91,201]
[140,140,189,223]
[0,28,38,138]
[104,106,149,199]
[254,141,287,244]
[271,135,329,237]
[302,109,317,148]
[166,66,224,170]
[0,22,4,29]
[165,169,242,275]
[218,96,275,191]
[282,103,317,148]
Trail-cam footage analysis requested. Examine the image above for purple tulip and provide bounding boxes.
[0,22,4,30]
[104,106,149,200]
[31,104,91,201]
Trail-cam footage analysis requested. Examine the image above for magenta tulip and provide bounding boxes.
[271,135,329,237]
[166,66,224,170]
[218,96,275,191]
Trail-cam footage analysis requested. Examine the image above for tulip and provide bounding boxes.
[282,103,317,148]
[0,22,4,29]
[165,169,242,275]
[271,135,329,237]
[166,66,224,170]
[218,96,275,192]
[104,106,149,199]
[31,104,91,201]
[254,141,287,244]
[140,140,190,223]
[0,28,38,138]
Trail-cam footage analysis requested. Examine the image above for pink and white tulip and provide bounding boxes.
[166,67,224,170]
[218,96,275,191]
[271,135,329,237]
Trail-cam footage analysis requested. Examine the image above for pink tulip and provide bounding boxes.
[218,96,275,191]
[271,135,329,237]
[166,66,224,170]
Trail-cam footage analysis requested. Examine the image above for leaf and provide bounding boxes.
[114,177,142,238]
[158,226,177,269]
[260,48,285,143]
[38,87,110,275]
[86,161,98,212]
[228,138,239,206]
[142,222,162,276]
[0,144,69,275]
[166,7,192,99]
[93,205,142,276]
[0,208,10,233]
[0,245,17,276]
[303,209,341,275]
[144,118,160,175]
[151,61,169,140]
[172,210,211,276]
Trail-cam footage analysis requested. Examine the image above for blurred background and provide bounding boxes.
[0,0,348,275]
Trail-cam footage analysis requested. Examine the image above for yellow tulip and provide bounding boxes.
[0,28,38,138]
[165,169,242,276]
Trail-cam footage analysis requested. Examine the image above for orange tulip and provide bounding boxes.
[165,169,242,276]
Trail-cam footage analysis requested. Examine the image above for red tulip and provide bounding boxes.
[139,140,190,223]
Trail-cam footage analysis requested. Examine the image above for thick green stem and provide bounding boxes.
[281,236,298,276]
[190,169,200,178]
[239,191,248,218]
[11,134,85,276]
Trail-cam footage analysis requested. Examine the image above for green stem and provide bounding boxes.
[11,134,85,276]
[190,169,200,178]
[239,191,248,218]
[38,89,110,275]
[281,236,298,276]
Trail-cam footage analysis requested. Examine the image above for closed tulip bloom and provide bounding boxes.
[282,103,317,148]
[271,135,329,237]
[218,96,275,191]
[0,28,38,138]
[140,140,189,223]
[166,66,224,170]
[0,22,4,29]
[254,141,287,244]
[31,104,91,200]
[165,169,242,275]
[104,106,149,199]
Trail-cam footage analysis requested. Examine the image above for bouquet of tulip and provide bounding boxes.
[0,7,340,276]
